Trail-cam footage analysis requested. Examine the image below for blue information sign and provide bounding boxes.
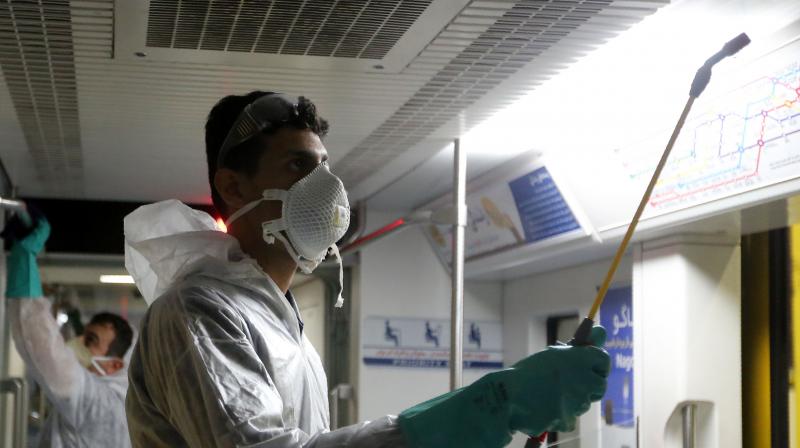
[508,167,580,243]
[599,286,634,428]
[361,317,504,369]
[422,163,584,267]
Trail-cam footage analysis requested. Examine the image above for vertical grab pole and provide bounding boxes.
[682,403,697,448]
[0,378,29,448]
[329,388,339,430]
[450,138,466,390]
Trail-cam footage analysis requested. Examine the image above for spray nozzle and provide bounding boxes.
[721,32,751,57]
[690,32,750,98]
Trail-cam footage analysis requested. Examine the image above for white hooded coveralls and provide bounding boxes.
[124,200,405,447]
[8,298,133,448]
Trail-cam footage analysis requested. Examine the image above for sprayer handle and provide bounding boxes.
[569,317,596,346]
[525,433,548,447]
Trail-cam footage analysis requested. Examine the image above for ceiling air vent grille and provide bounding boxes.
[336,0,665,185]
[0,0,87,187]
[146,0,433,59]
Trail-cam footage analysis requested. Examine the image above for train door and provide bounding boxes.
[742,224,800,448]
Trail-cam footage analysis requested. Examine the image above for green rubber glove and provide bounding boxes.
[6,217,50,298]
[398,326,610,448]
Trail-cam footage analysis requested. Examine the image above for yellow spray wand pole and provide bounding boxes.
[528,32,751,448]
[588,96,694,319]
[571,32,750,345]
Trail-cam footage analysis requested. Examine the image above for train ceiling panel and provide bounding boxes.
[117,0,464,73]
[0,0,112,196]
[0,0,667,203]
[336,0,666,186]
[145,0,432,60]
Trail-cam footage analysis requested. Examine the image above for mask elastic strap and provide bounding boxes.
[91,356,113,376]
[330,244,344,308]
[225,189,288,229]
[225,199,262,228]
[262,219,287,244]
[270,230,314,273]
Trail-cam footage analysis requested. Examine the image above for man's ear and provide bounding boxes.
[214,168,249,211]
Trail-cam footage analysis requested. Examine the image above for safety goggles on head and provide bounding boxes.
[217,93,300,168]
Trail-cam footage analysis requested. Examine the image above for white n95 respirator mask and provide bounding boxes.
[67,337,93,367]
[225,163,350,305]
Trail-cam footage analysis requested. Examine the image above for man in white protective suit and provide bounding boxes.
[4,212,135,448]
[124,91,611,448]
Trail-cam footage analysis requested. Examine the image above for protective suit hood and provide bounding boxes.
[125,201,405,446]
[124,200,262,306]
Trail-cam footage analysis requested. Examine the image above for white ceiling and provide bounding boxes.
[0,0,668,207]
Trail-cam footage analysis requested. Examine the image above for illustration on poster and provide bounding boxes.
[480,197,524,243]
[384,320,401,347]
[363,317,504,369]
[467,206,488,232]
[428,225,446,247]
[424,321,441,347]
[469,323,482,349]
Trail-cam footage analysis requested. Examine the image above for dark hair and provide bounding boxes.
[89,312,133,358]
[205,91,330,218]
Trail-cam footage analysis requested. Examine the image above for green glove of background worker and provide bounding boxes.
[6,215,50,298]
[399,326,610,448]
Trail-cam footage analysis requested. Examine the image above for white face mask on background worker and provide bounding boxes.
[66,336,93,366]
[65,327,126,376]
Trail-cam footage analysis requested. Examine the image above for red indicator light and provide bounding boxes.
[216,218,227,233]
